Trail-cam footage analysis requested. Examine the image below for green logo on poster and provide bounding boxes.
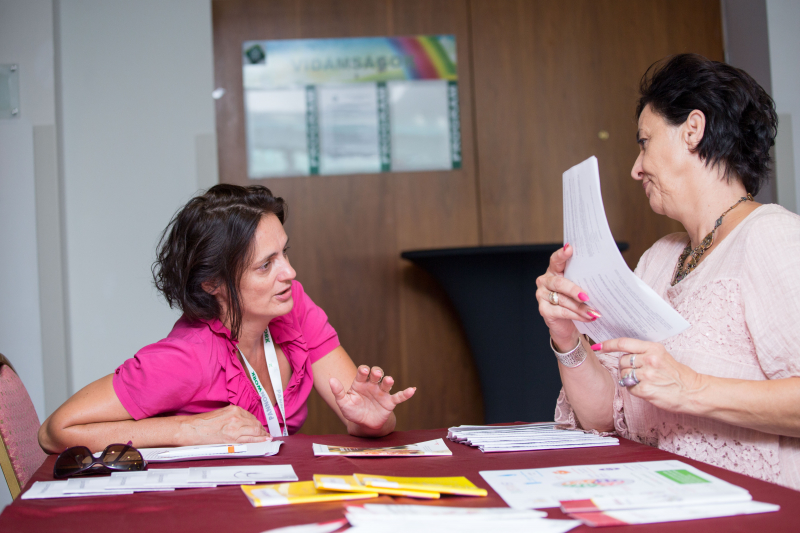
[245,44,266,64]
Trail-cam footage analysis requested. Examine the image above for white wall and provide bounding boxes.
[0,0,57,510]
[58,0,218,388]
[0,0,216,509]
[767,0,800,212]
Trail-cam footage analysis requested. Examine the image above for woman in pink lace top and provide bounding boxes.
[39,185,415,453]
[537,54,800,490]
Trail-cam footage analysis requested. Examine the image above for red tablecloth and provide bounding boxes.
[2,428,799,532]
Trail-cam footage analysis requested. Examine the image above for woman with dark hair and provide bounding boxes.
[39,184,415,452]
[537,54,800,489]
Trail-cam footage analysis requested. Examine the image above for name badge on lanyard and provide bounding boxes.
[239,328,289,437]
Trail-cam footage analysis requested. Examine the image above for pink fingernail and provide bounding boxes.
[591,343,602,351]
[590,316,597,322]
[587,309,602,319]
[564,243,569,250]
[578,292,589,302]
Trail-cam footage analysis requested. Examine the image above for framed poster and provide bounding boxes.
[242,35,461,178]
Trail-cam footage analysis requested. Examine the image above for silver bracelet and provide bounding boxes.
[550,337,589,368]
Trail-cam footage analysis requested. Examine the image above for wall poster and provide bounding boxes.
[242,35,461,178]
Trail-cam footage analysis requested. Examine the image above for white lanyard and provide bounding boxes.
[239,328,288,437]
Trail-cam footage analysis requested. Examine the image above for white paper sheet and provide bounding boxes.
[106,469,216,490]
[562,156,690,342]
[139,440,283,462]
[21,480,134,499]
[480,460,750,509]
[344,505,578,533]
[571,500,779,526]
[187,464,298,485]
[260,519,349,533]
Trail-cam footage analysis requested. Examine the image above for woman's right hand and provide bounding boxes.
[535,244,600,351]
[180,405,271,445]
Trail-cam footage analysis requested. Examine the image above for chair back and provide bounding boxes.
[0,353,46,499]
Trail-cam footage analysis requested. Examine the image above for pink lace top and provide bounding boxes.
[555,204,800,490]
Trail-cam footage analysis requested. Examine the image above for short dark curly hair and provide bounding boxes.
[636,53,778,195]
[152,184,288,339]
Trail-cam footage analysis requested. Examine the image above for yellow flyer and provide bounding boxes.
[313,474,440,499]
[353,473,488,497]
[241,481,378,507]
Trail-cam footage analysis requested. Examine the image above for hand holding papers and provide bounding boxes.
[562,156,689,342]
[312,439,452,457]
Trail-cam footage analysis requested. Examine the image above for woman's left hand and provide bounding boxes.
[596,338,707,412]
[329,365,416,432]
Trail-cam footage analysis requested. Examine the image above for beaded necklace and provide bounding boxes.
[671,194,754,286]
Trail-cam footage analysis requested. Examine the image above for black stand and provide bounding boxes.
[402,243,628,424]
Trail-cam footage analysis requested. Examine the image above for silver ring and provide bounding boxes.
[618,368,640,388]
[549,291,560,306]
[630,354,636,369]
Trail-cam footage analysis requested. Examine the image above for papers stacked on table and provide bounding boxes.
[448,422,618,452]
[312,439,452,457]
[481,460,779,526]
[313,473,488,499]
[341,504,580,533]
[259,505,582,533]
[21,464,297,500]
[139,440,283,462]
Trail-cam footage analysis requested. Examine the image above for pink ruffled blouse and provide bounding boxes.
[555,204,800,490]
[113,280,339,435]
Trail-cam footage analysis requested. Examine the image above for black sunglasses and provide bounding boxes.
[54,442,147,479]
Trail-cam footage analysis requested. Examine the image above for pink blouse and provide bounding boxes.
[113,280,340,435]
[555,204,800,490]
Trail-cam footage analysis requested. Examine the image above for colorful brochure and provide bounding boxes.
[569,500,779,527]
[312,438,452,457]
[313,474,440,499]
[353,473,488,497]
[481,460,751,509]
[241,481,379,507]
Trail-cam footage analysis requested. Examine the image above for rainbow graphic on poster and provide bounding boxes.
[243,35,457,89]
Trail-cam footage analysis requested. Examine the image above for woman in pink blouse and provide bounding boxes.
[39,185,415,452]
[537,54,800,490]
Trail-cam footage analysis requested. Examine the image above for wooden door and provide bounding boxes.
[212,0,724,434]
[212,0,485,434]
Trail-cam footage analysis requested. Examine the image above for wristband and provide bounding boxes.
[550,337,589,368]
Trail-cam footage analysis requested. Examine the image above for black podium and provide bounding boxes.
[401,243,628,424]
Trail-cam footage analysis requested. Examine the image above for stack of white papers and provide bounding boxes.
[21,464,297,500]
[480,460,779,526]
[341,504,580,533]
[139,440,283,462]
[447,422,618,452]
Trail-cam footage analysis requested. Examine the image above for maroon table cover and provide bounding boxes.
[2,428,799,532]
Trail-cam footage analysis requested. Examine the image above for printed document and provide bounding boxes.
[480,460,750,509]
[187,464,297,485]
[570,500,779,527]
[448,422,618,452]
[139,440,282,462]
[312,438,452,457]
[562,156,689,342]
